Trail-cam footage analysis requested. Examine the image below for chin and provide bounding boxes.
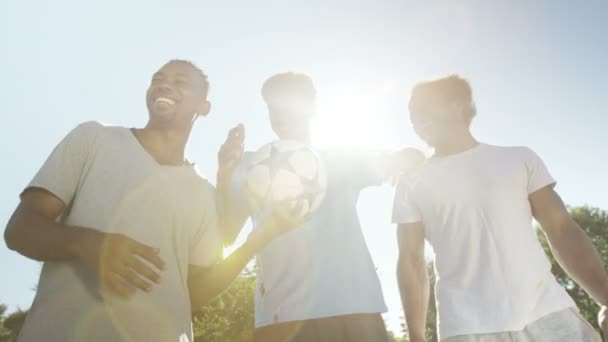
[151,109,176,120]
[148,113,177,127]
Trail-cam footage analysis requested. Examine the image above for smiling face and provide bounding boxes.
[145,60,210,128]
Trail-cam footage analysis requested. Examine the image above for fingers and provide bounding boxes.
[104,272,135,299]
[118,267,153,292]
[127,257,162,285]
[218,147,243,164]
[104,250,162,297]
[224,124,245,144]
[219,124,245,170]
[128,239,166,271]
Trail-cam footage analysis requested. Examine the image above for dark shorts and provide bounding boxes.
[253,313,389,342]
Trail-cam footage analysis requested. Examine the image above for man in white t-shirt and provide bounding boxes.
[4,60,297,342]
[217,72,399,342]
[393,75,608,342]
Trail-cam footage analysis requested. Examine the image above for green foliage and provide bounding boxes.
[3,207,604,341]
[193,268,256,342]
[399,264,438,342]
[388,328,410,342]
[425,268,438,342]
[0,305,27,342]
[537,206,608,333]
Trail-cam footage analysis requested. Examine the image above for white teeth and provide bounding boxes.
[155,97,175,105]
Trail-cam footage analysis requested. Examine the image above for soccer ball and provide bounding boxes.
[246,140,327,221]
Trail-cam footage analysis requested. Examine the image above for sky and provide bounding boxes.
[1,0,607,335]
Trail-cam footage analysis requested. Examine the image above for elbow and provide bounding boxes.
[4,219,21,252]
[397,253,426,280]
[543,214,577,240]
[4,210,29,253]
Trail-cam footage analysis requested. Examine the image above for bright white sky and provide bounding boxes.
[1,0,607,335]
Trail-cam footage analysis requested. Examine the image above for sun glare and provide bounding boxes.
[312,84,392,149]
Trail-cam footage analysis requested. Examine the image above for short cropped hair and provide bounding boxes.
[409,75,476,120]
[261,72,316,103]
[166,59,210,99]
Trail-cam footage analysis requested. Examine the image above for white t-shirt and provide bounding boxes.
[17,122,222,342]
[392,143,575,340]
[231,150,388,327]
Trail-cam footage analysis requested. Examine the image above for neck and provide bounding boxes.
[294,132,311,144]
[136,123,193,165]
[280,124,312,144]
[433,131,478,157]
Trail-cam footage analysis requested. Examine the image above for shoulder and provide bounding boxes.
[189,168,217,198]
[70,121,127,142]
[69,120,104,137]
[479,143,540,160]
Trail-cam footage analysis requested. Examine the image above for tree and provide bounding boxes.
[0,305,27,342]
[387,328,410,342]
[400,264,438,342]
[193,268,256,342]
[424,268,438,342]
[537,205,608,333]
[0,305,9,341]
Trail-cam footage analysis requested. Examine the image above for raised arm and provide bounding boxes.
[188,208,304,310]
[217,124,250,246]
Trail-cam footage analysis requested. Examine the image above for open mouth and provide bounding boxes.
[154,97,176,105]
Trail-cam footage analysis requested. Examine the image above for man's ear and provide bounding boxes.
[197,100,211,118]
[448,101,468,124]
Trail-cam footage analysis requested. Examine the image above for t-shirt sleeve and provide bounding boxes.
[523,147,556,195]
[24,121,100,206]
[189,195,223,267]
[343,150,388,190]
[392,176,423,224]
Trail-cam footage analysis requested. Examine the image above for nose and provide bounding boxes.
[151,84,176,99]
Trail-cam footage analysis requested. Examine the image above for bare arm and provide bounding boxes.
[531,186,608,305]
[5,189,83,261]
[397,222,430,342]
[5,189,165,298]
[217,172,249,246]
[217,124,249,246]
[188,230,265,311]
[530,186,608,334]
[188,212,301,311]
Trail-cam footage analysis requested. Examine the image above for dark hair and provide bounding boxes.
[261,72,316,103]
[409,75,476,121]
[166,59,210,99]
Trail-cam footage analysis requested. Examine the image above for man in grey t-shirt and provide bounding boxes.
[4,60,297,342]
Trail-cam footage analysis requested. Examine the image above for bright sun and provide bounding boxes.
[311,84,392,149]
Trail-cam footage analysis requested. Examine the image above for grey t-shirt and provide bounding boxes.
[17,122,221,342]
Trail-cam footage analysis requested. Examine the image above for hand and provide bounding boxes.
[599,305,607,340]
[217,124,245,184]
[409,331,427,342]
[77,229,165,299]
[388,148,426,185]
[249,200,309,246]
